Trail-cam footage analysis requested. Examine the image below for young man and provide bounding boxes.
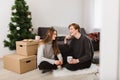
[64,23,94,71]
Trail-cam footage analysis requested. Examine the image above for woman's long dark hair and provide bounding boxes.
[43,27,60,55]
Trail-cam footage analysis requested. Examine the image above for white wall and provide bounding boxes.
[118,1,120,79]
[118,3,120,79]
[100,0,119,79]
[27,0,84,32]
[0,0,15,57]
[118,29,120,80]
[82,0,95,33]
[0,0,84,57]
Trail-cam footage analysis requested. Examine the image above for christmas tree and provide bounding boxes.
[4,0,36,50]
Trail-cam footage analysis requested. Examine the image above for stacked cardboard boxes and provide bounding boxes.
[3,40,39,74]
[16,41,38,56]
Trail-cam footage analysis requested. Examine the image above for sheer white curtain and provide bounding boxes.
[94,0,102,30]
[82,0,102,33]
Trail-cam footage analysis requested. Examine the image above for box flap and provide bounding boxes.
[4,54,36,61]
[16,41,38,46]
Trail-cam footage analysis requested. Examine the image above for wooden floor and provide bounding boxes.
[0,54,99,80]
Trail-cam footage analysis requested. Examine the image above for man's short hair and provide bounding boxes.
[68,23,80,32]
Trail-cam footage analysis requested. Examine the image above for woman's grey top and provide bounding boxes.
[37,41,63,65]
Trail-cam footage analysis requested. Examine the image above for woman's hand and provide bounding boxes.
[59,60,63,65]
[68,59,79,64]
[54,60,61,65]
[54,60,63,65]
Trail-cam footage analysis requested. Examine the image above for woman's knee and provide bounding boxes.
[38,61,48,69]
[38,61,57,70]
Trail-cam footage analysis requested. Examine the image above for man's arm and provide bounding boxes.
[78,38,92,63]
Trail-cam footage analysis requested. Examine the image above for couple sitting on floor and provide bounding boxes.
[37,23,94,73]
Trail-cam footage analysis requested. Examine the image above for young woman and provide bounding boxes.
[37,27,63,73]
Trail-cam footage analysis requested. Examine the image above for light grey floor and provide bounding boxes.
[0,52,99,80]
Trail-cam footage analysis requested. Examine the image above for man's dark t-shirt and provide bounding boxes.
[69,35,93,63]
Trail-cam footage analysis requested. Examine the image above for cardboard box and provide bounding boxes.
[3,54,37,74]
[16,41,38,56]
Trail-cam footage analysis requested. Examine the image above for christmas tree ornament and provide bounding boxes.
[12,22,16,25]
[12,9,16,13]
[29,27,33,32]
[16,27,20,30]
[28,15,31,18]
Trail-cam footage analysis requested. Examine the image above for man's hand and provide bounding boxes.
[69,59,80,64]
[64,35,72,44]
[65,35,72,40]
